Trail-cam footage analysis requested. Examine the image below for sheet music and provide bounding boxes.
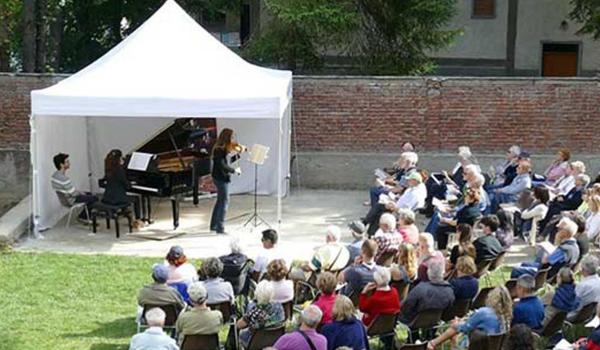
[128,152,154,171]
[249,144,270,165]
[374,168,388,180]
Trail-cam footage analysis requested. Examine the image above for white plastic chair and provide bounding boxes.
[55,191,89,229]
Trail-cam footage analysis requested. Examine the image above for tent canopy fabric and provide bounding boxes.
[31,0,292,118]
[30,0,292,231]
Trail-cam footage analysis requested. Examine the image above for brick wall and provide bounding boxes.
[0,74,66,150]
[293,76,600,153]
[2,74,600,153]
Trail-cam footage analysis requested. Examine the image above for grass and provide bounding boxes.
[0,251,203,350]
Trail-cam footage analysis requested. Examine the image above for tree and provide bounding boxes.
[244,0,460,74]
[0,0,21,71]
[570,0,600,39]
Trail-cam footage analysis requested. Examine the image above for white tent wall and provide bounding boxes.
[32,115,90,229]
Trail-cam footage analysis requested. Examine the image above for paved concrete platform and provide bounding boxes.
[14,189,534,265]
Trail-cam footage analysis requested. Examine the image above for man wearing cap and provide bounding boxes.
[176,282,223,345]
[347,221,366,262]
[138,264,187,315]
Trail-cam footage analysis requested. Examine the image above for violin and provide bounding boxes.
[229,142,247,154]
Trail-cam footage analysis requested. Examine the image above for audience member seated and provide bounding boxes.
[512,275,545,330]
[312,272,338,325]
[491,159,532,212]
[308,225,351,273]
[495,209,515,248]
[367,151,419,207]
[102,149,142,224]
[359,266,401,327]
[51,152,98,223]
[321,295,370,350]
[273,305,327,350]
[364,172,426,237]
[550,160,586,197]
[165,246,198,286]
[427,286,513,349]
[542,267,580,327]
[340,240,378,297]
[516,185,550,245]
[544,148,571,186]
[137,264,186,316]
[346,221,366,263]
[399,258,455,324]
[503,324,537,350]
[574,304,600,350]
[569,255,600,319]
[489,145,521,189]
[237,280,285,348]
[449,256,479,301]
[435,187,482,250]
[539,174,589,233]
[266,259,294,304]
[397,208,420,245]
[473,215,503,265]
[448,224,476,271]
[372,214,402,264]
[510,218,580,279]
[416,233,445,282]
[175,282,223,345]
[252,229,288,280]
[219,238,250,295]
[585,194,600,241]
[129,307,179,350]
[200,257,234,305]
[391,243,417,283]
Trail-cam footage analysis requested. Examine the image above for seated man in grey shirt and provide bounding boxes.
[200,257,235,305]
[51,153,98,220]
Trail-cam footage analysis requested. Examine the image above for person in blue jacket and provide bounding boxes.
[321,295,369,350]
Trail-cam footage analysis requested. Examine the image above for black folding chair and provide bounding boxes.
[471,286,494,310]
[442,298,471,322]
[245,326,285,350]
[407,309,444,343]
[566,302,598,326]
[181,334,220,350]
[137,303,180,333]
[534,311,567,337]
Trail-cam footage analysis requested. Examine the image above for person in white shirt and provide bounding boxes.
[165,246,198,286]
[252,229,288,279]
[519,186,550,245]
[389,172,427,211]
[267,259,294,303]
[129,308,179,350]
[585,194,600,241]
[551,161,586,197]
[569,255,600,319]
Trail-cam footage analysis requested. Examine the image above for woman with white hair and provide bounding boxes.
[416,232,445,282]
[358,266,400,326]
[200,257,235,305]
[373,213,402,264]
[219,237,250,295]
[176,282,223,345]
[237,280,285,347]
[551,161,586,196]
[366,151,419,207]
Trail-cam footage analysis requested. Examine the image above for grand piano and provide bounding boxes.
[100,118,214,229]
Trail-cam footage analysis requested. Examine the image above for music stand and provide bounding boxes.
[242,144,271,228]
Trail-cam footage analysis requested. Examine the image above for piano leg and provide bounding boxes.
[171,197,180,230]
[146,196,154,224]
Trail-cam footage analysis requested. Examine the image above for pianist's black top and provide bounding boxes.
[212,147,236,183]
[102,166,130,206]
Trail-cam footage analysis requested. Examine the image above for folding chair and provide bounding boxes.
[137,304,180,333]
[55,191,90,229]
[534,267,550,291]
[471,286,494,310]
[407,309,444,343]
[180,334,220,350]
[566,302,598,326]
[390,279,410,302]
[468,332,506,350]
[534,311,567,337]
[488,251,506,272]
[208,301,236,348]
[442,298,471,322]
[245,326,285,350]
[282,300,294,321]
[397,343,428,350]
[505,279,518,299]
[367,313,399,337]
[474,259,494,279]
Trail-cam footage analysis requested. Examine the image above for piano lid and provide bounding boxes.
[135,118,217,156]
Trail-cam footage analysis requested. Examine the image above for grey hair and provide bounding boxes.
[230,237,243,254]
[581,255,599,276]
[571,161,586,174]
[558,267,575,284]
[427,258,445,282]
[145,307,166,327]
[255,280,274,305]
[576,174,591,188]
[379,213,397,231]
[458,146,472,159]
[373,266,392,287]
[396,208,415,225]
[509,145,521,156]
[472,172,485,187]
[326,225,341,242]
[202,257,224,279]
[419,232,435,251]
[402,152,419,166]
[517,274,535,292]
[187,281,208,304]
[464,164,480,175]
[558,217,578,237]
[301,305,323,328]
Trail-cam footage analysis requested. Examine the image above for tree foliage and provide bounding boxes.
[244,0,460,74]
[570,0,600,40]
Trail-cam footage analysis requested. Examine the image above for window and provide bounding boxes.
[472,0,495,18]
[542,43,579,77]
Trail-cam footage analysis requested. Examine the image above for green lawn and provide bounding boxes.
[0,250,203,350]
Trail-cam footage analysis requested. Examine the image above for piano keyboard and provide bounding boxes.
[131,185,160,193]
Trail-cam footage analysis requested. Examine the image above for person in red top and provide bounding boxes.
[359,266,401,326]
[312,271,338,325]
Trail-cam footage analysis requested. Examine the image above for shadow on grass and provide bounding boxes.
[89,343,129,350]
[63,317,136,340]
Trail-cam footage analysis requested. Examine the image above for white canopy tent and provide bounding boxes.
[30,0,292,232]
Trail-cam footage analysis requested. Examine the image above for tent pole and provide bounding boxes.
[277,109,283,228]
[29,114,40,238]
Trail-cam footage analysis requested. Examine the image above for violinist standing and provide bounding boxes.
[210,128,245,234]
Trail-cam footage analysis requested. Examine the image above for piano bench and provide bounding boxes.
[91,203,133,239]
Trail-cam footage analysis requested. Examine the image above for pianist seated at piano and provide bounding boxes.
[101,149,143,227]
